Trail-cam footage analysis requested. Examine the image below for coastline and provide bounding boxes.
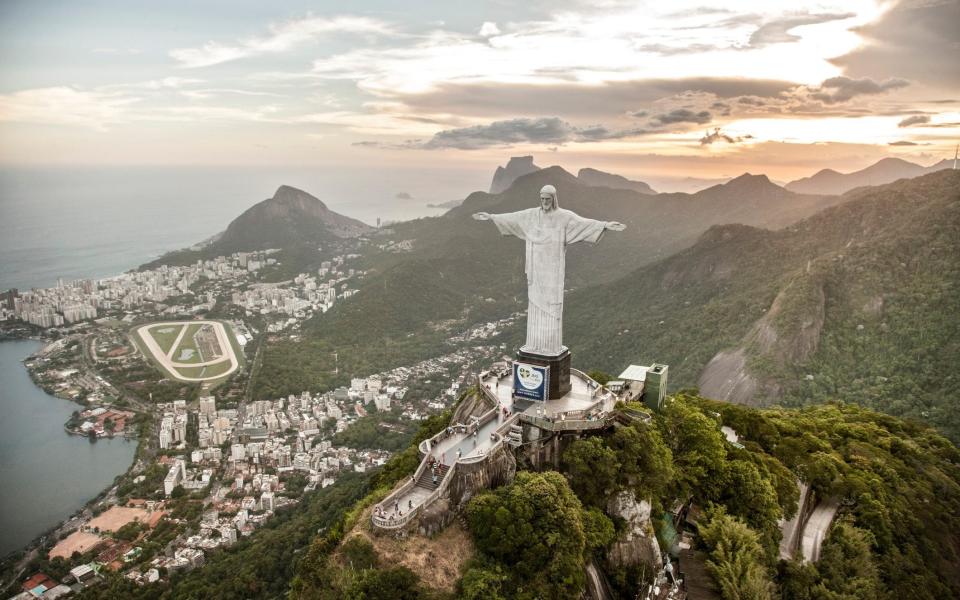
[8,327,143,441]
[0,334,144,575]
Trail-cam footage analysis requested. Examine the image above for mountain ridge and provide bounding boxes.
[576,167,656,194]
[785,156,952,195]
[141,185,374,271]
[559,169,960,440]
[251,164,851,400]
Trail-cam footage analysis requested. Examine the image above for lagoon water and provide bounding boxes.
[0,340,137,557]
[0,164,484,557]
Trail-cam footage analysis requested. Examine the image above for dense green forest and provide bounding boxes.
[559,170,960,441]
[292,394,960,599]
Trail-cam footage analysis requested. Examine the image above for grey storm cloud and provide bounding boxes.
[749,13,855,46]
[652,109,712,125]
[710,102,731,116]
[898,115,931,127]
[396,77,797,119]
[395,191,413,199]
[406,117,650,150]
[700,128,752,145]
[830,0,960,88]
[737,96,766,106]
[809,76,909,104]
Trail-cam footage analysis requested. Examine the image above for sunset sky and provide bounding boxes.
[1,0,957,188]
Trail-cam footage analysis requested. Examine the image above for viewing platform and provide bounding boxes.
[371,365,621,532]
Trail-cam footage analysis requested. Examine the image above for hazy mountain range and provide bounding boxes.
[561,169,960,440]
[487,154,952,201]
[149,156,959,441]
[784,156,953,195]
[576,167,656,194]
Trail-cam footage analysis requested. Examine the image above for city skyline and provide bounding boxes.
[1,0,958,183]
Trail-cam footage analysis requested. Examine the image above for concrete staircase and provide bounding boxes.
[415,463,450,492]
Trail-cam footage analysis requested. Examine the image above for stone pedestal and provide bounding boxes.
[516,348,571,400]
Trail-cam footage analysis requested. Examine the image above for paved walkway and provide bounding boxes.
[779,481,809,560]
[376,368,614,526]
[801,498,839,563]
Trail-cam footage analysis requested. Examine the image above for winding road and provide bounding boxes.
[800,498,840,563]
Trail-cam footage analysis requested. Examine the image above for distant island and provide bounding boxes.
[426,198,464,209]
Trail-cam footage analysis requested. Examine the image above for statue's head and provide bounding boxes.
[539,185,558,212]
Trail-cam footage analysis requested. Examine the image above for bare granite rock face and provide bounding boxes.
[446,443,516,509]
[450,390,494,426]
[418,497,457,537]
[606,490,663,571]
[698,271,825,406]
[489,156,540,194]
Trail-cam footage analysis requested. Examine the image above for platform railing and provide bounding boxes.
[459,413,519,464]
[371,452,459,530]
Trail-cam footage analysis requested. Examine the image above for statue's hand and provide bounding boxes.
[472,212,491,221]
[606,221,626,231]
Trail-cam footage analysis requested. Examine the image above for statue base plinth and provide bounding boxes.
[516,348,571,401]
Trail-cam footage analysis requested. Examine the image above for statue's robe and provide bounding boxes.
[488,207,607,356]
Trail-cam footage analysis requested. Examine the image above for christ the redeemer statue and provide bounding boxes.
[473,184,626,357]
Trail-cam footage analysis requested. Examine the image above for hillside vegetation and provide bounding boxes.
[291,394,960,599]
[559,170,960,441]
[255,166,847,398]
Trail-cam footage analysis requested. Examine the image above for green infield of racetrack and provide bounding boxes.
[168,323,205,363]
[147,324,185,355]
[132,320,246,387]
[175,359,232,379]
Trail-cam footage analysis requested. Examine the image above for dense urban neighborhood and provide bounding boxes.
[0,239,517,598]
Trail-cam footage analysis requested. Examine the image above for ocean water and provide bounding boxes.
[0,164,484,556]
[0,165,485,290]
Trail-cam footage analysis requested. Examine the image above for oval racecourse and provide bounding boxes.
[134,320,241,382]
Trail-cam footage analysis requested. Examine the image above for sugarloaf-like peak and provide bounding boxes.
[490,156,542,194]
[211,185,373,253]
[267,185,329,213]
